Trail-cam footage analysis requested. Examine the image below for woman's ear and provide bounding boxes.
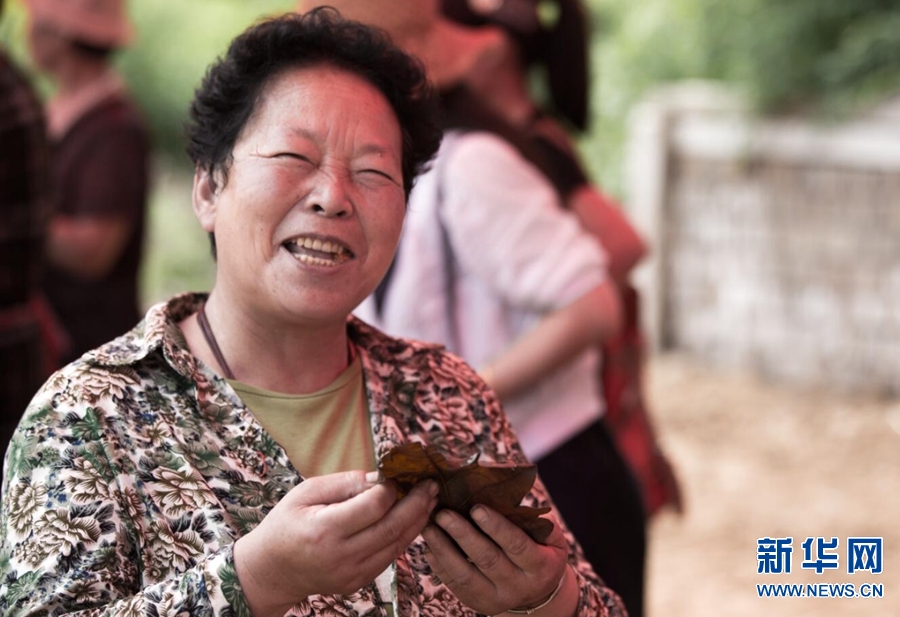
[192,167,219,233]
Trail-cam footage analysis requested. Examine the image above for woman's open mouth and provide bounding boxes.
[283,235,354,267]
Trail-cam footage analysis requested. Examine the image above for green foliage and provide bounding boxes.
[140,164,215,306]
[579,0,718,192]
[725,0,900,113]
[0,2,40,85]
[579,0,900,194]
[587,0,900,114]
[121,0,295,161]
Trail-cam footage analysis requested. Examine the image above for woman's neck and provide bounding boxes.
[184,291,353,395]
[464,44,536,128]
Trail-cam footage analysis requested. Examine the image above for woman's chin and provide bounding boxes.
[272,290,364,327]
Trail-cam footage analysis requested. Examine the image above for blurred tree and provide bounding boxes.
[120,0,294,161]
[580,0,900,195]
[719,0,900,113]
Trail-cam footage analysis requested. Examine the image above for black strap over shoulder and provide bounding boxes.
[374,86,589,327]
[373,133,460,352]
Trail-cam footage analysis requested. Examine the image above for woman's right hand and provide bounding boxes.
[233,470,439,617]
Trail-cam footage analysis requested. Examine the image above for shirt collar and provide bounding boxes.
[82,292,207,377]
[82,291,442,372]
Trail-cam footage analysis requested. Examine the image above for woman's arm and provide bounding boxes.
[528,116,648,283]
[0,389,230,617]
[440,133,623,402]
[567,186,648,284]
[480,281,621,400]
[47,215,134,279]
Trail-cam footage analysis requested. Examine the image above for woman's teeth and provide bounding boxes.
[286,236,352,266]
[293,237,346,255]
[294,253,340,266]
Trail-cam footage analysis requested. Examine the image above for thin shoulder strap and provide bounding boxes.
[371,133,461,352]
[436,134,460,353]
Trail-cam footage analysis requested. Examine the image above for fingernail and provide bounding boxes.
[471,505,487,524]
[426,480,440,498]
[436,510,453,527]
[365,471,382,485]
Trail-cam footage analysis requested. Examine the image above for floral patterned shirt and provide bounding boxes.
[0,293,626,617]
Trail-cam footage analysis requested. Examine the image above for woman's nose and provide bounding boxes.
[306,171,354,218]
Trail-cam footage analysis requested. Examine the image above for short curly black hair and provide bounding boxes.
[186,8,442,201]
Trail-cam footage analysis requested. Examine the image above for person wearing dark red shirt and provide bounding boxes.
[26,0,150,363]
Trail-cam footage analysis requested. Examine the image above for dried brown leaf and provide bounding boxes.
[379,443,553,543]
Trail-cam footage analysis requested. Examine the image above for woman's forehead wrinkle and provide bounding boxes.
[290,125,317,141]
[358,143,393,158]
[233,133,265,160]
[234,70,402,171]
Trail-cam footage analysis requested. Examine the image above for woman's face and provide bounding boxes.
[193,64,406,328]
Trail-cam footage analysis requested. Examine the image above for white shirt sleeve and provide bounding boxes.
[440,132,608,312]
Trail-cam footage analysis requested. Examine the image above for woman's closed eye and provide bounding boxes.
[358,168,400,185]
[275,152,314,164]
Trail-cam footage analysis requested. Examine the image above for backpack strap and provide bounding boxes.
[435,134,460,352]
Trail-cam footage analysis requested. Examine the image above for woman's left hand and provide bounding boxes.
[422,506,571,615]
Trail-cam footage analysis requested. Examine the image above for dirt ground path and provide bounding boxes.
[643,353,900,617]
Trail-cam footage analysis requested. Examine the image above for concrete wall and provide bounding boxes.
[627,82,900,394]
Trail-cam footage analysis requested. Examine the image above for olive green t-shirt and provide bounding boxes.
[228,356,375,477]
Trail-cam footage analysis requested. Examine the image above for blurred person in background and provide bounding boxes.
[26,0,150,364]
[442,0,648,284]
[310,1,646,614]
[0,11,627,617]
[441,2,686,614]
[0,0,61,471]
[443,0,590,127]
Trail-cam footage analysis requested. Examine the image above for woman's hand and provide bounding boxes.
[234,470,439,617]
[422,506,577,616]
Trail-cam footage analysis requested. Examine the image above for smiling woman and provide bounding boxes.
[188,64,409,367]
[0,9,626,617]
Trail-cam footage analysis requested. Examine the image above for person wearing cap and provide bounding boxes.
[313,1,647,614]
[25,0,150,364]
[0,10,626,617]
